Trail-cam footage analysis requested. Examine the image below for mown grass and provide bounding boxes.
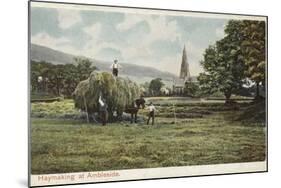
[31,99,85,120]
[31,99,266,174]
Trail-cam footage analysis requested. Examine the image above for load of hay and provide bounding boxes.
[73,71,140,120]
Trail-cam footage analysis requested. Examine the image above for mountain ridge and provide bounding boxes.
[30,43,177,82]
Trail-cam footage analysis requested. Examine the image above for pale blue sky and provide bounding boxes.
[31,6,228,76]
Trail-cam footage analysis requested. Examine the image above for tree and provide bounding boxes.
[239,20,266,98]
[198,33,246,103]
[30,60,42,93]
[74,57,96,81]
[149,78,164,96]
[140,82,150,96]
[31,57,97,98]
[223,20,266,98]
[62,64,80,97]
[184,82,199,97]
[30,61,54,94]
[198,19,266,103]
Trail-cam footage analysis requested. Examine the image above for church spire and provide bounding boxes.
[179,45,191,81]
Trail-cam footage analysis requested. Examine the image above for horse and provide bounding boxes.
[124,97,146,123]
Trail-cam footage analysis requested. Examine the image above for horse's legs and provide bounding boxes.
[130,113,133,124]
[117,111,123,121]
[134,113,137,123]
[101,111,106,126]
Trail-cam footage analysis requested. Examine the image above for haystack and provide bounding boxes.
[73,71,140,120]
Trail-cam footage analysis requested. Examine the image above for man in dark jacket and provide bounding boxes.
[99,96,108,126]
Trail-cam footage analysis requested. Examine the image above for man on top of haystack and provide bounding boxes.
[111,59,122,77]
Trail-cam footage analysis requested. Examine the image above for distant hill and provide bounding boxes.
[31,44,76,65]
[30,44,177,84]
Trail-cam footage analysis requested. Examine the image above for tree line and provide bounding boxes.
[31,57,96,98]
[198,20,266,103]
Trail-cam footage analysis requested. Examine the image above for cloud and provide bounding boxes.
[114,14,190,75]
[114,14,183,64]
[116,14,144,31]
[31,6,228,75]
[83,23,102,44]
[31,32,70,48]
[145,16,181,43]
[131,42,204,76]
[215,24,226,39]
[82,23,125,61]
[155,53,182,76]
[57,9,82,29]
[31,32,81,56]
[98,48,123,60]
[117,14,181,43]
[82,19,153,61]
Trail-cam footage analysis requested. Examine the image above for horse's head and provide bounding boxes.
[135,97,146,109]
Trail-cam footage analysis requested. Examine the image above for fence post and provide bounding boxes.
[173,103,176,124]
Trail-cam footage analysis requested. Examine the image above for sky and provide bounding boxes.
[30,5,228,76]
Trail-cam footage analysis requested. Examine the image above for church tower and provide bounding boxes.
[179,45,191,81]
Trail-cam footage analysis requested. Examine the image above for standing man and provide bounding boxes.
[111,59,121,77]
[99,96,108,126]
[147,102,156,125]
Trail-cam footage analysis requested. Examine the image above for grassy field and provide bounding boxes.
[31,98,266,174]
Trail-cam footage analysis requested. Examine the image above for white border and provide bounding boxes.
[31,161,266,186]
[30,1,267,21]
[29,1,268,187]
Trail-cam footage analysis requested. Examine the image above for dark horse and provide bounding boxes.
[124,97,145,123]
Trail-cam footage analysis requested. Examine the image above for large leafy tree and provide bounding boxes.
[149,78,164,96]
[239,20,266,97]
[184,82,199,97]
[198,21,246,103]
[198,45,240,103]
[198,19,266,101]
[74,57,96,81]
